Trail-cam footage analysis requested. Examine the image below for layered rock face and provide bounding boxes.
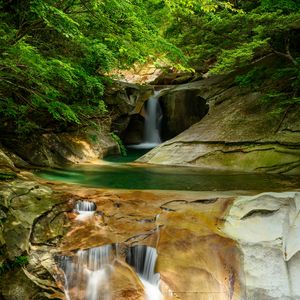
[1,177,299,300]
[138,76,300,174]
[2,129,118,168]
[223,192,300,300]
[0,180,70,299]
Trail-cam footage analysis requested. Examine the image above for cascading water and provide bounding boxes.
[75,200,96,220]
[130,90,162,149]
[58,245,114,300]
[144,91,162,145]
[58,202,163,300]
[126,245,163,300]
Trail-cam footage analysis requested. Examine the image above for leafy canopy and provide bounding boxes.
[0,0,183,136]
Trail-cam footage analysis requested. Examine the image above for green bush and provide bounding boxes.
[111,133,127,156]
[0,255,29,274]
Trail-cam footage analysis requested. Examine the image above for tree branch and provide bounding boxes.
[272,37,297,66]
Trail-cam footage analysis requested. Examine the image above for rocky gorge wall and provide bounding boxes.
[138,75,300,174]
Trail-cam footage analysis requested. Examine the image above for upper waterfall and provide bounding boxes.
[129,90,162,149]
[144,91,162,145]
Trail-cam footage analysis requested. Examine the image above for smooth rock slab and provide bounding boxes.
[223,192,300,300]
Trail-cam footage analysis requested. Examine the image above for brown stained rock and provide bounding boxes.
[55,187,243,299]
[110,260,145,300]
[157,213,242,300]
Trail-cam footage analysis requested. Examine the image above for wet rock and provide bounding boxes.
[159,89,209,140]
[56,188,243,299]
[122,114,145,145]
[105,81,153,136]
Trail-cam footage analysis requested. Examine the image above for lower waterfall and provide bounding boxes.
[58,245,114,300]
[58,244,163,300]
[126,245,162,300]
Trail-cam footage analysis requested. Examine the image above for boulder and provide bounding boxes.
[0,180,70,299]
[105,81,153,135]
[122,114,145,145]
[223,192,300,299]
[2,129,118,167]
[159,88,209,140]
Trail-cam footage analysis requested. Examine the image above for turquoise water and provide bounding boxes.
[37,162,300,191]
[104,149,149,163]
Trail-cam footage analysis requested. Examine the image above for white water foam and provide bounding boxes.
[75,200,96,220]
[127,245,163,300]
[129,90,162,150]
[59,245,113,300]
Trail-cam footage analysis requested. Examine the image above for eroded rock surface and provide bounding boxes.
[1,177,299,300]
[0,180,71,299]
[138,75,300,174]
[2,129,118,167]
[223,192,300,300]
[56,188,243,300]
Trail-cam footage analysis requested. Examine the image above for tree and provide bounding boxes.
[0,0,184,136]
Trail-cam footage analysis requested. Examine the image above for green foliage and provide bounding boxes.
[1,0,299,136]
[235,67,267,88]
[163,0,300,108]
[210,39,270,74]
[111,133,127,156]
[0,0,185,138]
[0,172,17,181]
[0,256,29,274]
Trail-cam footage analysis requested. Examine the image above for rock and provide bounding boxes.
[56,188,244,299]
[0,147,15,170]
[2,129,118,167]
[105,81,153,135]
[159,88,209,140]
[152,71,195,85]
[0,180,71,299]
[0,268,60,300]
[122,114,145,145]
[0,180,63,258]
[138,75,300,174]
[108,61,166,84]
[223,192,300,300]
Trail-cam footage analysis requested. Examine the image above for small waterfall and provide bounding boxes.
[144,91,162,145]
[75,200,96,220]
[126,245,163,300]
[58,245,114,300]
[129,90,162,149]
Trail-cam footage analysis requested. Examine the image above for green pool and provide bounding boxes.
[36,151,300,191]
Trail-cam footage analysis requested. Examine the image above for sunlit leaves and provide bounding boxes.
[30,0,80,38]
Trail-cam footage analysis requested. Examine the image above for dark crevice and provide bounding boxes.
[29,201,71,246]
[241,209,280,220]
[164,140,300,148]
[191,198,218,204]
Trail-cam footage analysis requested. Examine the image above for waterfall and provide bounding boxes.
[58,245,114,300]
[75,200,96,220]
[144,91,162,145]
[126,245,163,300]
[75,200,96,212]
[129,90,162,149]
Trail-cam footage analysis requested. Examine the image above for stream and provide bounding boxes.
[34,93,300,300]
